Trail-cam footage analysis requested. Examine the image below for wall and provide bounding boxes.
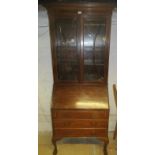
[108,9,117,131]
[38,5,53,132]
[38,5,117,132]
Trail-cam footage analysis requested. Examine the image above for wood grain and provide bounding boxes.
[52,110,109,119]
[53,119,108,128]
[52,85,109,109]
[41,2,115,155]
[54,128,108,137]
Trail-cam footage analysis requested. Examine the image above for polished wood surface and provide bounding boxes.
[52,109,109,119]
[52,85,109,109]
[54,128,108,137]
[53,119,108,128]
[52,85,110,154]
[42,2,115,155]
[45,3,113,84]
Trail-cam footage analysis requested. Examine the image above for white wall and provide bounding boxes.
[38,5,53,132]
[38,6,117,132]
[108,10,117,131]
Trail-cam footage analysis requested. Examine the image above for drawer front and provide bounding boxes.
[52,110,109,119]
[53,119,108,128]
[54,128,108,137]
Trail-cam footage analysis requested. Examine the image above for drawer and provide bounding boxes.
[52,110,109,119]
[54,128,108,137]
[53,119,108,128]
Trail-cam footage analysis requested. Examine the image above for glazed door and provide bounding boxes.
[82,15,107,82]
[53,14,80,82]
[52,12,109,83]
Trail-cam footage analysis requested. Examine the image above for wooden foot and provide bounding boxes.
[113,123,117,140]
[104,143,108,155]
[52,139,57,155]
[97,137,108,155]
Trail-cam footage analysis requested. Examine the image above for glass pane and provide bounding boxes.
[84,19,106,81]
[55,18,79,81]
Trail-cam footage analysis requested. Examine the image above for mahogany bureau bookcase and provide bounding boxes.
[41,1,116,154]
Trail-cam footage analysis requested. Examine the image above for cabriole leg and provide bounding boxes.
[104,143,108,155]
[52,139,57,155]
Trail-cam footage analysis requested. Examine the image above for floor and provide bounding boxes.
[38,132,116,155]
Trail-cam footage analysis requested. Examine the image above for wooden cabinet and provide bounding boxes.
[41,1,116,155]
[53,13,108,82]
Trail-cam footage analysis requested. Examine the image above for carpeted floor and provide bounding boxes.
[38,132,116,155]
